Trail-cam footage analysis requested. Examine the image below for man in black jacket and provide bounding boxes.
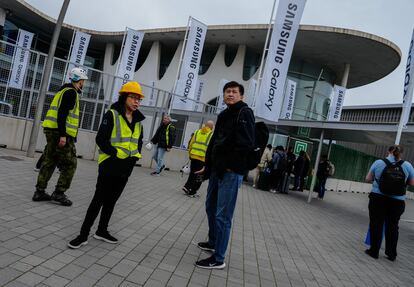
[150,114,176,175]
[195,81,255,269]
[68,81,145,248]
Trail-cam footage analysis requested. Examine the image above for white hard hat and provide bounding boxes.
[70,67,88,81]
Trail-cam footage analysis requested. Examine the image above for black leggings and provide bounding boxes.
[80,173,128,237]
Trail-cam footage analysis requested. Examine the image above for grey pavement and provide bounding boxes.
[0,148,413,287]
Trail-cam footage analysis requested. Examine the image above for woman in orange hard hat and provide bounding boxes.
[68,81,145,249]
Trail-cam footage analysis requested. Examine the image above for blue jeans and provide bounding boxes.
[318,177,327,198]
[205,171,243,262]
[152,145,166,173]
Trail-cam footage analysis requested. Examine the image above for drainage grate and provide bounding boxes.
[0,156,23,161]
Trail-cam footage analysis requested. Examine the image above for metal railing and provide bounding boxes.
[0,39,218,148]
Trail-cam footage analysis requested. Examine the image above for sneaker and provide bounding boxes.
[51,192,72,206]
[197,242,215,252]
[94,231,118,244]
[187,193,199,198]
[159,164,166,173]
[68,236,88,249]
[150,171,160,176]
[269,189,276,194]
[252,184,256,188]
[195,255,225,269]
[32,190,51,201]
[182,187,190,195]
[34,167,40,172]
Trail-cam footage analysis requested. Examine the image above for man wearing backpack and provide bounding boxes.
[269,146,287,193]
[194,81,255,269]
[365,145,414,261]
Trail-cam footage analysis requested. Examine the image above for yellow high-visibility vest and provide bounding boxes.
[190,129,213,158]
[98,109,142,164]
[42,87,80,137]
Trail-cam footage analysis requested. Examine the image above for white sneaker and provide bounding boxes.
[252,185,256,188]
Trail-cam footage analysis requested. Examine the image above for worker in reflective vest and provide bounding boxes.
[183,121,214,197]
[32,67,88,206]
[150,114,176,175]
[68,81,145,249]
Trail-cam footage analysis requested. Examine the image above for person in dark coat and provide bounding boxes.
[299,152,310,191]
[194,81,255,269]
[68,82,145,249]
[292,150,305,190]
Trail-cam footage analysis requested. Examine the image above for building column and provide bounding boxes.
[341,63,351,88]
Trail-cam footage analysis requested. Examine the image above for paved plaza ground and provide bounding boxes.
[0,148,413,287]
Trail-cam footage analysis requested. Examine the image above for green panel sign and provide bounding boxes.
[294,141,308,155]
[297,126,310,137]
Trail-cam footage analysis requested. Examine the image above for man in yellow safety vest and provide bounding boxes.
[68,81,145,249]
[183,120,214,197]
[32,67,88,206]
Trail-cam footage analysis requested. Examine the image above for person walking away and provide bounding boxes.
[253,144,273,188]
[269,146,287,193]
[316,155,332,199]
[364,145,414,261]
[194,81,255,269]
[68,82,145,249]
[299,152,310,191]
[286,146,296,177]
[292,151,305,191]
[150,114,176,175]
[183,120,214,197]
[32,67,88,206]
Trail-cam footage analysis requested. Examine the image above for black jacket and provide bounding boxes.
[317,160,330,179]
[44,83,79,138]
[96,101,145,178]
[205,101,255,177]
[151,122,176,149]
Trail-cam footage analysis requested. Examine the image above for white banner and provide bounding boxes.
[112,28,145,102]
[400,30,414,128]
[216,79,230,114]
[246,79,257,107]
[65,31,91,82]
[328,84,346,121]
[9,29,34,89]
[173,18,208,111]
[193,79,204,112]
[256,0,306,122]
[281,79,297,119]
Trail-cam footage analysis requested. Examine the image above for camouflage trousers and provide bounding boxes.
[35,130,77,193]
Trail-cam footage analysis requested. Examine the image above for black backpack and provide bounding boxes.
[236,107,269,170]
[245,121,269,170]
[275,153,288,173]
[378,159,407,196]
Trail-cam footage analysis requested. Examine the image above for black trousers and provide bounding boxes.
[368,192,405,258]
[80,173,128,237]
[270,170,283,191]
[184,159,204,195]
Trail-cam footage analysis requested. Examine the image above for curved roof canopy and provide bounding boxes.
[1,0,401,88]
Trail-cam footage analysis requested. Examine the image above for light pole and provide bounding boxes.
[26,0,71,157]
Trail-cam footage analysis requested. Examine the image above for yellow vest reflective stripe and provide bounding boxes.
[98,109,142,165]
[42,87,80,137]
[166,123,171,146]
[190,129,212,158]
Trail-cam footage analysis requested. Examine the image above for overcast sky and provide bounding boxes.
[25,0,414,106]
